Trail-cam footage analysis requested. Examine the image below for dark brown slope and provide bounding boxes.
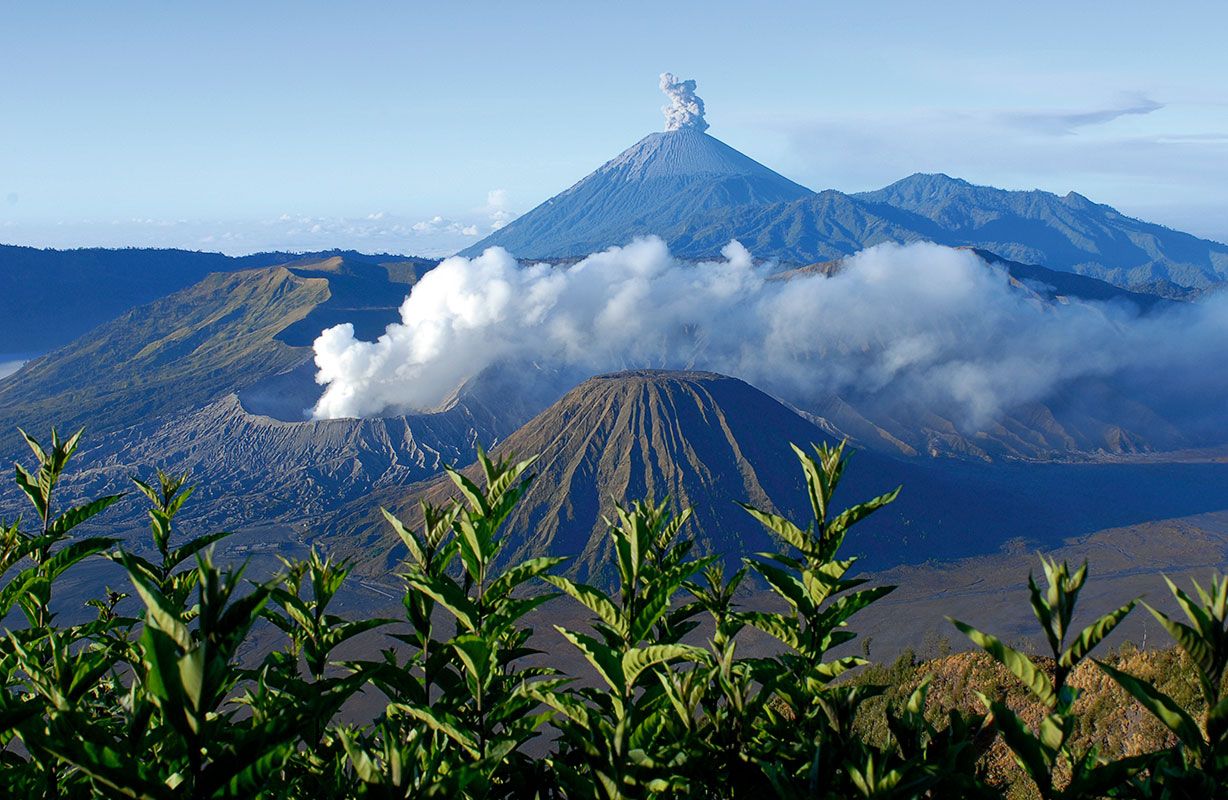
[329,370,1011,585]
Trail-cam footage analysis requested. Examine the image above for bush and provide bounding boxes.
[1,429,1225,798]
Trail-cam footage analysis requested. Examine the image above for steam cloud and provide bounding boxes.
[311,239,1228,439]
[659,73,709,133]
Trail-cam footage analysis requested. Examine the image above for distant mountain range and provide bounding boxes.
[464,131,1228,291]
[4,127,1223,366]
[0,242,1196,475]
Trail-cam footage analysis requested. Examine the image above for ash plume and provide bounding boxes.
[659,73,709,132]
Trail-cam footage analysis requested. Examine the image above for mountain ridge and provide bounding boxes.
[0,254,428,457]
[0,245,434,355]
[460,126,1228,291]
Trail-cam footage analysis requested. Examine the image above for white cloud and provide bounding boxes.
[485,188,516,230]
[1000,93,1164,135]
[310,238,1228,432]
[411,215,475,235]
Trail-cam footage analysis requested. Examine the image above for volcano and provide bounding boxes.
[330,370,1038,585]
[458,128,812,259]
[460,76,1228,288]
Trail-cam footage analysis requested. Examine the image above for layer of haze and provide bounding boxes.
[311,239,1228,433]
[3,1,1227,253]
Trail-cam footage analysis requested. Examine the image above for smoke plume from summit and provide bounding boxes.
[310,239,1228,438]
[659,73,709,132]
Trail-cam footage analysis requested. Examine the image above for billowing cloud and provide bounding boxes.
[660,73,709,133]
[310,238,1228,435]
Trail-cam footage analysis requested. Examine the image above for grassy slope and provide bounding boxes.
[0,266,328,454]
[852,647,1205,798]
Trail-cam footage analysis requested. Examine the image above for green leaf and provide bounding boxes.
[321,617,397,655]
[742,610,801,650]
[737,503,811,555]
[622,643,705,688]
[122,554,192,649]
[983,697,1053,792]
[40,735,173,799]
[1206,693,1228,744]
[382,507,424,564]
[1037,713,1069,754]
[18,427,48,464]
[749,559,815,617]
[487,556,566,601]
[0,701,38,735]
[555,626,625,694]
[167,531,232,570]
[952,618,1056,707]
[1144,603,1217,688]
[178,646,206,713]
[445,467,488,516]
[39,536,118,582]
[13,462,47,522]
[0,568,41,617]
[403,572,477,632]
[339,731,382,784]
[48,494,124,536]
[818,585,894,631]
[543,575,624,636]
[206,742,295,797]
[826,486,901,538]
[1066,753,1151,798]
[393,703,480,757]
[1060,600,1135,668]
[1028,570,1060,657]
[452,633,496,693]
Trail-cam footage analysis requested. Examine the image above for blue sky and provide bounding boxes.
[2,1,1225,255]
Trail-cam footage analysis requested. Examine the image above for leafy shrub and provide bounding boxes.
[0,428,1225,798]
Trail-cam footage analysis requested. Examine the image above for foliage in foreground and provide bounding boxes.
[1,428,1227,798]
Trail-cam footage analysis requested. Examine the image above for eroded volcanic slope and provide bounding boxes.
[331,370,1006,584]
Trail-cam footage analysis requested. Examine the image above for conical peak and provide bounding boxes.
[527,370,759,431]
[596,129,802,185]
